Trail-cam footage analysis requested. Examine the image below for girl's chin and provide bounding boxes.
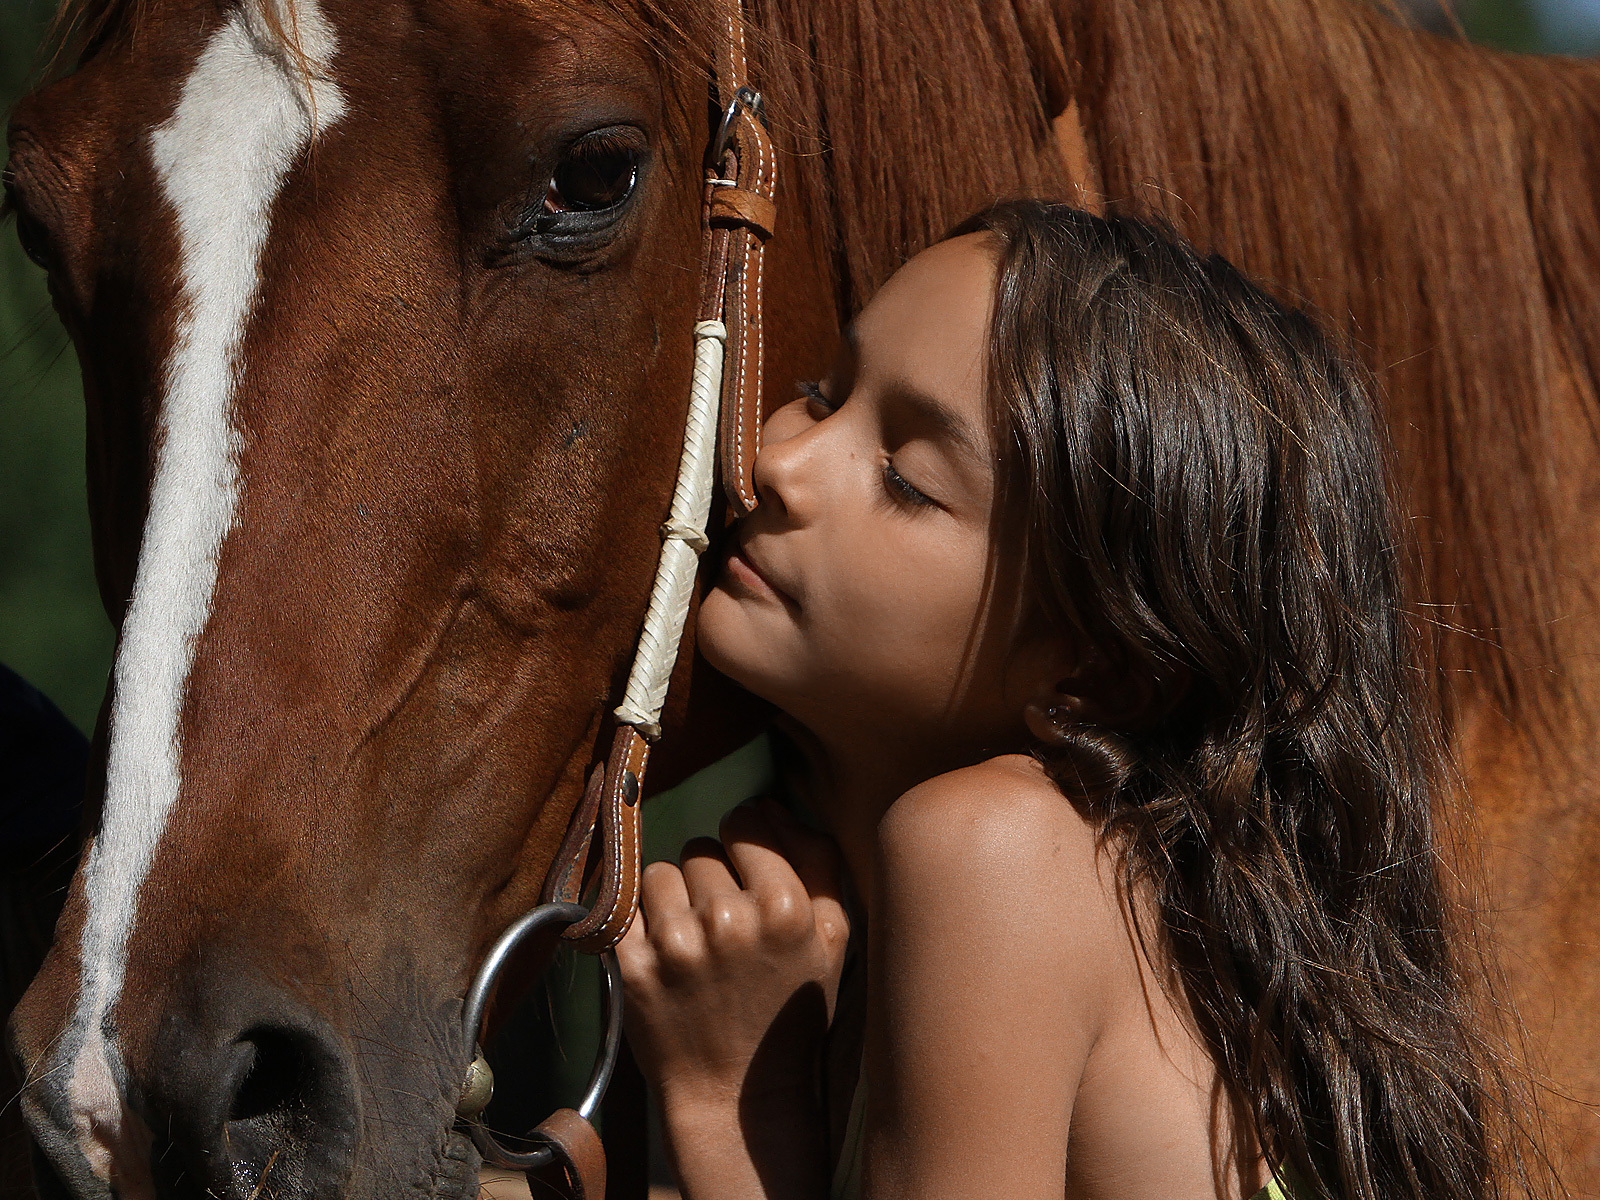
[696,596,787,702]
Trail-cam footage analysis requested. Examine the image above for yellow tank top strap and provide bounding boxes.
[1255,1162,1317,1200]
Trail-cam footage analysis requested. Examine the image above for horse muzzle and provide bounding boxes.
[13,975,366,1200]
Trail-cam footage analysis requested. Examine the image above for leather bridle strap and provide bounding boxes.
[538,0,774,959]
[463,7,771,1195]
[704,5,775,515]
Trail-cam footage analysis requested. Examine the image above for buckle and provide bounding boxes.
[707,85,766,169]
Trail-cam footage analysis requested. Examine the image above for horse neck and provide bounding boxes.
[757,0,1077,314]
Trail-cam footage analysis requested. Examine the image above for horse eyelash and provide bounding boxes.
[569,127,642,160]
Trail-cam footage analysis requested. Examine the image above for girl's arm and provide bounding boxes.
[618,758,1126,1200]
[861,757,1123,1200]
[616,800,850,1200]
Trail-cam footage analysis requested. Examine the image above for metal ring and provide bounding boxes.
[460,902,625,1170]
[707,85,765,169]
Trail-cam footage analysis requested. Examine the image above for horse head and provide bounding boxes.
[4,0,836,1195]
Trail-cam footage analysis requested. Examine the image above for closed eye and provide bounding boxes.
[883,461,935,509]
[795,378,935,508]
[796,379,837,415]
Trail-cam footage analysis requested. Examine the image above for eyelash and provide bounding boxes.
[882,462,934,508]
[796,379,834,411]
[795,380,936,510]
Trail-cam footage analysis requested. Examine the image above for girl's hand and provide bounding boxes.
[617,799,850,1113]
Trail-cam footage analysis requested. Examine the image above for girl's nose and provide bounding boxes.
[751,399,826,520]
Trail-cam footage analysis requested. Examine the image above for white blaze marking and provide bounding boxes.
[64,0,346,1178]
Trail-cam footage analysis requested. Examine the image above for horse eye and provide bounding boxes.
[15,208,53,270]
[543,140,639,215]
[3,177,52,270]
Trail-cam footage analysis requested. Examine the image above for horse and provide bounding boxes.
[5,0,1599,1196]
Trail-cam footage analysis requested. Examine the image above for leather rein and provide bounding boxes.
[452,4,776,1195]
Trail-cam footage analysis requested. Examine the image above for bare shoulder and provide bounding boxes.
[868,756,1134,1111]
[875,755,1126,951]
[881,754,1107,880]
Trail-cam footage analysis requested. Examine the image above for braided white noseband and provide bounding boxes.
[613,318,728,738]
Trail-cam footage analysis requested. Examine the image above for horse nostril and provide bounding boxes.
[212,1024,354,1200]
[139,993,360,1200]
[230,1027,312,1126]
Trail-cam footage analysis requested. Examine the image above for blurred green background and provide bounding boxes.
[2,0,110,736]
[0,0,1581,737]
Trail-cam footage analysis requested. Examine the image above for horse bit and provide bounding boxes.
[450,3,777,1196]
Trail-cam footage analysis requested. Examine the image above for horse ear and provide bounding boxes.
[1006,0,1104,213]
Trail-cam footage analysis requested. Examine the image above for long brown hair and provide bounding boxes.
[958,199,1537,1200]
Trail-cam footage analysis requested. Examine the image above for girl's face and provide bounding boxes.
[698,236,1063,760]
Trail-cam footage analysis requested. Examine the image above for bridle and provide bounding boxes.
[451,3,776,1195]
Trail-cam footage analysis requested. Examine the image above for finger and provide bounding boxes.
[760,798,848,904]
[614,911,653,980]
[620,862,689,980]
[720,804,808,901]
[761,801,851,952]
[639,859,692,923]
[637,862,708,977]
[718,808,816,942]
[678,837,744,907]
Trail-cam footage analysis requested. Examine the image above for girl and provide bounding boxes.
[615,202,1520,1200]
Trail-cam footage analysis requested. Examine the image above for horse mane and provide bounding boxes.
[1065,0,1600,730]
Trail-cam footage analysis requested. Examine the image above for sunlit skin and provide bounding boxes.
[615,238,1270,1200]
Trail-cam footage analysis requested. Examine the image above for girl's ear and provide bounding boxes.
[1020,641,1108,743]
[1024,648,1189,739]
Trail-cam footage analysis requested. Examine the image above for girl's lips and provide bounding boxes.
[724,545,795,605]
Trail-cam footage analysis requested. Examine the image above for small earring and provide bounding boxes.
[1024,699,1077,745]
